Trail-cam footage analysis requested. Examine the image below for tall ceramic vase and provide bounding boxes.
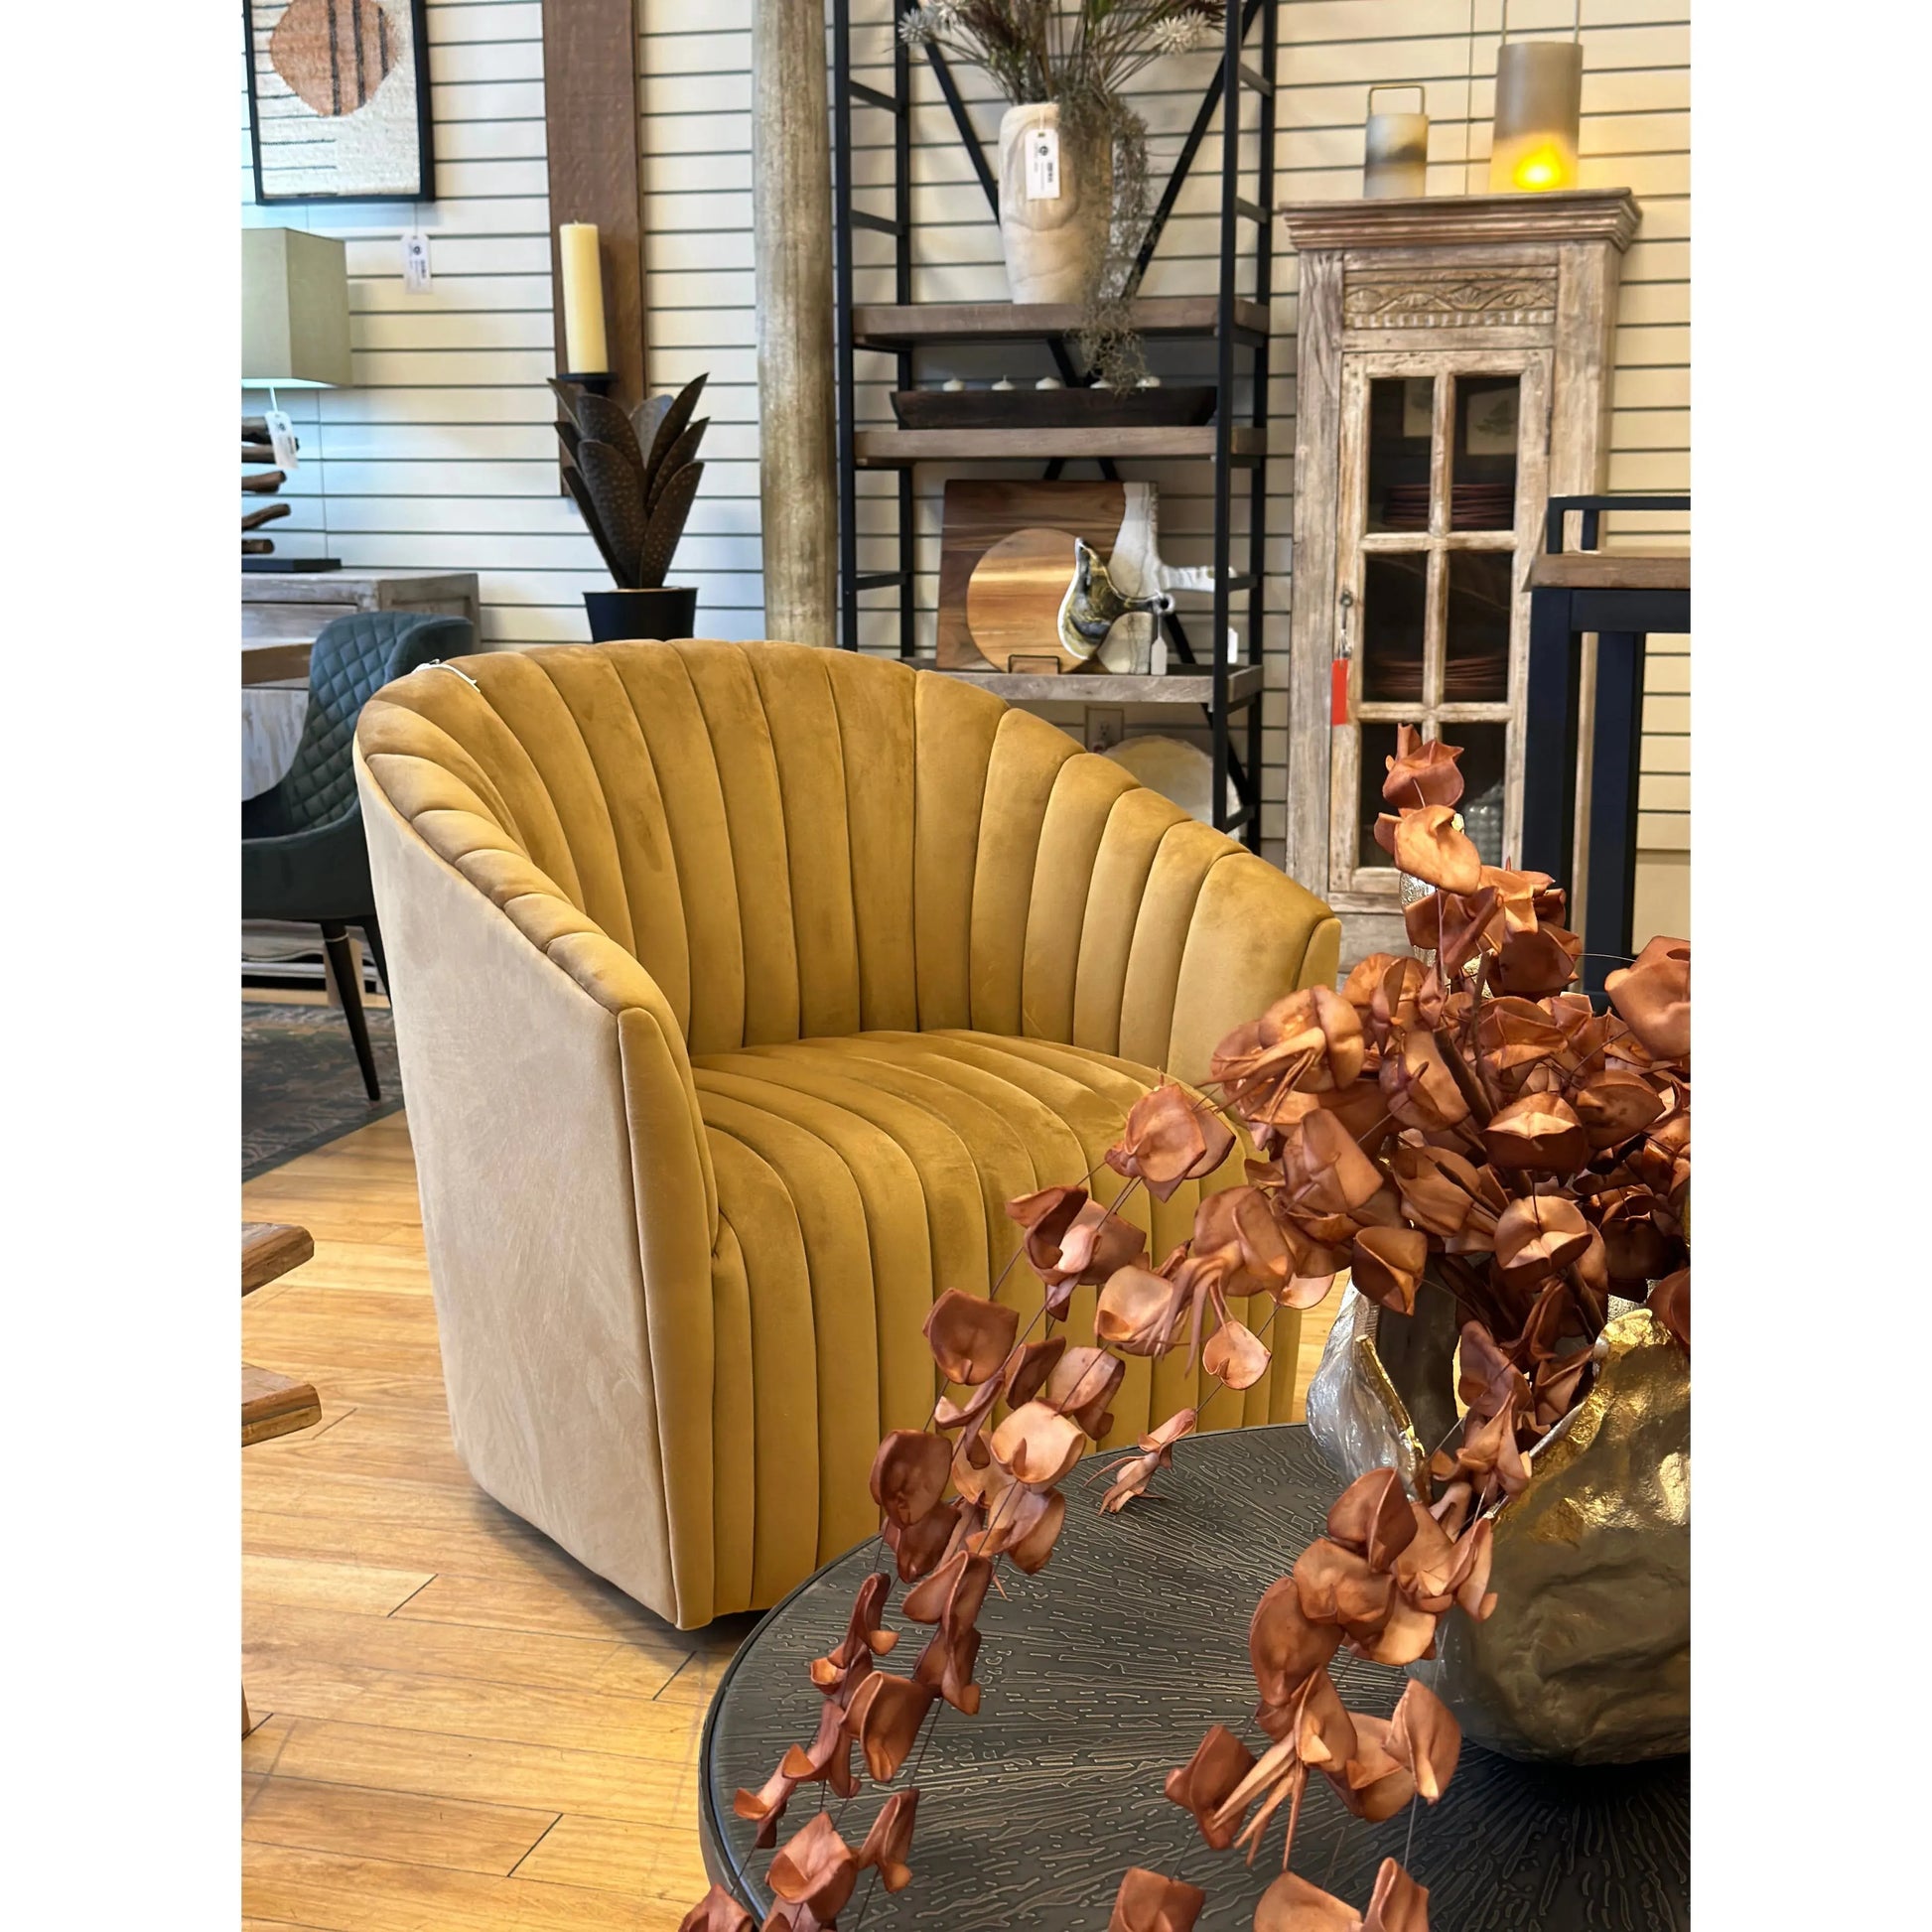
[997,102,1111,305]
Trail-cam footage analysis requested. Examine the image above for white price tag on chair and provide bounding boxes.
[263,407,299,471]
[401,229,432,291]
[1026,123,1060,201]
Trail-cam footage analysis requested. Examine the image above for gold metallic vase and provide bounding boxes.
[1307,1293,1690,1764]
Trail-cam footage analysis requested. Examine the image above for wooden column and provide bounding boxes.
[541,0,646,418]
[752,0,837,648]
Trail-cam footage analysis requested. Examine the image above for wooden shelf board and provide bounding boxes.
[241,1363,323,1447]
[242,1220,315,1295]
[853,297,1270,347]
[239,567,476,605]
[856,425,1265,467]
[242,642,316,687]
[1529,552,1690,592]
[913,661,1264,707]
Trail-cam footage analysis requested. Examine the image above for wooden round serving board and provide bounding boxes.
[965,526,1090,673]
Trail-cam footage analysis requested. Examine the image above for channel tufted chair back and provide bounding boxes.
[355,640,1341,1628]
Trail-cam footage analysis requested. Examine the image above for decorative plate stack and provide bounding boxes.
[1378,482,1516,530]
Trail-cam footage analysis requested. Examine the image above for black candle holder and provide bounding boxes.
[557,370,614,396]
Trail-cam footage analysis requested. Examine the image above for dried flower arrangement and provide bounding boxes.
[897,2,1227,387]
[679,729,1691,1932]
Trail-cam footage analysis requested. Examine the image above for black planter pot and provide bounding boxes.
[584,586,698,642]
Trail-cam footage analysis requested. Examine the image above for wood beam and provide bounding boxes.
[540,0,646,420]
[752,0,837,647]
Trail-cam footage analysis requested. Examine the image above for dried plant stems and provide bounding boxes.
[688,741,1689,1932]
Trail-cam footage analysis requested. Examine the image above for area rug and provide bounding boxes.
[243,1000,403,1179]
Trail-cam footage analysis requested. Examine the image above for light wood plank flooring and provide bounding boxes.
[242,1107,1337,1928]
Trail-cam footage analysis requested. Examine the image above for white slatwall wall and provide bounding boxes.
[244,0,1687,924]
[242,1,594,647]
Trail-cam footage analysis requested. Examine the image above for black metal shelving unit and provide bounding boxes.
[830,0,1281,852]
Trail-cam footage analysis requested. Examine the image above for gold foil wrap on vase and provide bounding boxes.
[1309,1293,1690,1765]
[1413,1310,1689,1762]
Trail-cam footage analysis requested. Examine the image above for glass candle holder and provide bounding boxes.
[1488,37,1584,194]
[1363,85,1429,200]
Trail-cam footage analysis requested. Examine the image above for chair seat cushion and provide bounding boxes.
[689,1028,1298,1615]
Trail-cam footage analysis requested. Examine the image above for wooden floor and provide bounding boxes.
[241,1106,1338,1930]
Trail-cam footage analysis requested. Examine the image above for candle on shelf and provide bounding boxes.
[1363,85,1429,199]
[1487,2,1585,195]
[558,222,609,374]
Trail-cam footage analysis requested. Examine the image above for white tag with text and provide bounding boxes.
[401,229,432,291]
[1026,123,1060,201]
[264,408,299,472]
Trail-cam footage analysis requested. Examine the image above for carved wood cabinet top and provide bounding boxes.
[1278,188,1641,255]
[1342,268,1560,330]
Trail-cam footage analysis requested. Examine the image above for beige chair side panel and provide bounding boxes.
[357,763,689,1624]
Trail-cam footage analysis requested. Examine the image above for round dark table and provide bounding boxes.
[699,1425,1688,1929]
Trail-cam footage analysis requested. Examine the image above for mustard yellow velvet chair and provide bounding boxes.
[354,640,1340,1629]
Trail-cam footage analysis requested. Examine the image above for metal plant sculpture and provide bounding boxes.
[552,372,708,590]
[680,730,1691,1932]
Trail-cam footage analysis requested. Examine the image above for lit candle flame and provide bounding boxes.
[1511,144,1569,192]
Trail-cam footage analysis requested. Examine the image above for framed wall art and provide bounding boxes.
[244,0,436,205]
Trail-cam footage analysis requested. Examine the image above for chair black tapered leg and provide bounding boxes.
[320,920,380,1103]
[359,914,390,1000]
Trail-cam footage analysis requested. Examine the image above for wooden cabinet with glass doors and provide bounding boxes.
[1281,192,1640,965]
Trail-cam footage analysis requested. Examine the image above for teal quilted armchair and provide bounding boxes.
[243,611,476,1097]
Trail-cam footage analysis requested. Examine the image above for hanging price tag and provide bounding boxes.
[263,407,299,472]
[1026,123,1060,201]
[401,229,432,291]
[1330,658,1349,727]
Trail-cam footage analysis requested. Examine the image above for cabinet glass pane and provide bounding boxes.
[1449,722,1508,866]
[1368,376,1434,533]
[1359,552,1428,703]
[1356,722,1400,869]
[1444,552,1513,702]
[1450,375,1519,530]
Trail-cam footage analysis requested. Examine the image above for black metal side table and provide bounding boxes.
[1520,494,1691,994]
[698,1424,1689,1930]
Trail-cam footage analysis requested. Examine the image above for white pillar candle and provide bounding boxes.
[558,223,609,374]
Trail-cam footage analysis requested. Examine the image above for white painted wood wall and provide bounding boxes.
[242,0,1687,930]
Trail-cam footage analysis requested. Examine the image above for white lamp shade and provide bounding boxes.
[242,227,352,388]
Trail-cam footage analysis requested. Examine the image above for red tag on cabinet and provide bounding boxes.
[1330,659,1349,726]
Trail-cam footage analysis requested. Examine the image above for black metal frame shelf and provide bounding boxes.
[830,0,1281,852]
[1520,493,1691,996]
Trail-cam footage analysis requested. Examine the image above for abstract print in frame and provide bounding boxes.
[244,0,435,204]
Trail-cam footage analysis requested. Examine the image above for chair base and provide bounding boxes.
[319,920,380,1102]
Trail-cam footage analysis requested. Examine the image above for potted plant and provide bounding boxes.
[678,732,1691,1931]
[898,2,1226,386]
[552,372,708,641]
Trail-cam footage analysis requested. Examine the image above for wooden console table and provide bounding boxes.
[241,569,480,796]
